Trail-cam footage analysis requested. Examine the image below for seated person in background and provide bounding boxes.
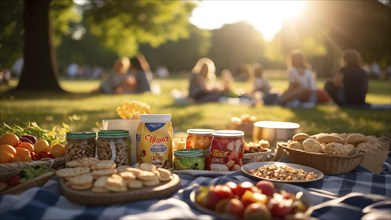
[117,55,151,94]
[251,63,271,95]
[188,58,223,103]
[324,49,369,107]
[280,49,317,109]
[220,69,240,97]
[93,57,130,94]
[251,63,279,105]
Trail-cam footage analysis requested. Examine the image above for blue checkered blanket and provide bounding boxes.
[1,154,390,220]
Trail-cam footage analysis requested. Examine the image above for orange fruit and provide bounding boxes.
[0,133,20,147]
[13,156,21,162]
[19,142,35,153]
[0,144,17,156]
[15,147,32,162]
[0,150,14,163]
[49,143,65,158]
[34,139,50,153]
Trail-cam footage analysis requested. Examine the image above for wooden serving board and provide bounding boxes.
[60,174,181,206]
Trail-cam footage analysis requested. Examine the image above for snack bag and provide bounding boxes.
[136,114,173,168]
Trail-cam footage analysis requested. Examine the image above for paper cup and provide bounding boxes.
[101,119,140,165]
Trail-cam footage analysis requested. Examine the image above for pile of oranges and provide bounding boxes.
[0,133,65,163]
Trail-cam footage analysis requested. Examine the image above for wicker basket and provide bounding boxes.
[279,143,364,175]
[0,157,64,182]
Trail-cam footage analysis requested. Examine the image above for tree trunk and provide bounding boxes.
[16,0,65,92]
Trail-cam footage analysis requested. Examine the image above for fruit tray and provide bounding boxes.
[0,157,64,181]
[1,171,55,195]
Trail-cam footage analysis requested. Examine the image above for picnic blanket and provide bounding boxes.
[1,154,390,220]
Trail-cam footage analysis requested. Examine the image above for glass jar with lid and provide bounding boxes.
[174,149,205,170]
[186,129,214,150]
[65,132,97,163]
[207,130,244,171]
[97,129,131,166]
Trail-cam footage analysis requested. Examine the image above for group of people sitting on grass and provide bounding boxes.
[93,55,152,94]
[186,48,388,109]
[95,49,388,109]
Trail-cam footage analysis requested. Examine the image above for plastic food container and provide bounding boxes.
[206,130,244,171]
[97,130,131,166]
[243,149,272,164]
[174,149,205,170]
[65,132,96,163]
[186,129,214,150]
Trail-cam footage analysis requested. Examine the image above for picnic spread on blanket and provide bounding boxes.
[0,100,390,220]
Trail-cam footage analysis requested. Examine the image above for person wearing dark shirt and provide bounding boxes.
[117,55,151,94]
[324,49,369,107]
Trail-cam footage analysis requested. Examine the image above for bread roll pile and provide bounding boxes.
[287,133,389,157]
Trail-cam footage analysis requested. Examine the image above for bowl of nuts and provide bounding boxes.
[243,140,271,164]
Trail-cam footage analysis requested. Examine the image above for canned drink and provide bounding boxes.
[186,129,214,150]
[206,130,244,171]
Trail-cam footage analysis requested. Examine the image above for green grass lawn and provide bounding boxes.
[1,72,390,140]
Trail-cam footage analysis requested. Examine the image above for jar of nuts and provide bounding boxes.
[97,130,131,166]
[65,132,97,163]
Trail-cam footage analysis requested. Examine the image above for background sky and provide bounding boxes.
[190,0,305,41]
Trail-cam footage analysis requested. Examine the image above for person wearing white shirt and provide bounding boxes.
[280,49,317,109]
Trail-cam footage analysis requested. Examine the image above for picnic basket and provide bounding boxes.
[278,142,365,175]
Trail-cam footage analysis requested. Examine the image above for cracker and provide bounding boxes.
[91,160,116,170]
[70,182,92,190]
[66,160,82,168]
[80,157,100,167]
[105,184,127,192]
[93,176,109,188]
[142,179,160,186]
[91,168,116,176]
[139,163,156,172]
[123,168,142,177]
[119,171,136,180]
[56,168,79,178]
[117,165,132,173]
[137,171,158,181]
[157,168,171,179]
[69,173,93,185]
[127,180,143,189]
[106,174,125,187]
[56,167,90,178]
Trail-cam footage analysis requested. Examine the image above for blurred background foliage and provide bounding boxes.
[1,0,390,80]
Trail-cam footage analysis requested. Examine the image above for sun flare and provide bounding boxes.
[190,0,305,41]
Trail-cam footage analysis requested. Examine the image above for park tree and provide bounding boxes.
[9,0,195,92]
[270,0,391,76]
[140,25,211,73]
[208,22,266,75]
